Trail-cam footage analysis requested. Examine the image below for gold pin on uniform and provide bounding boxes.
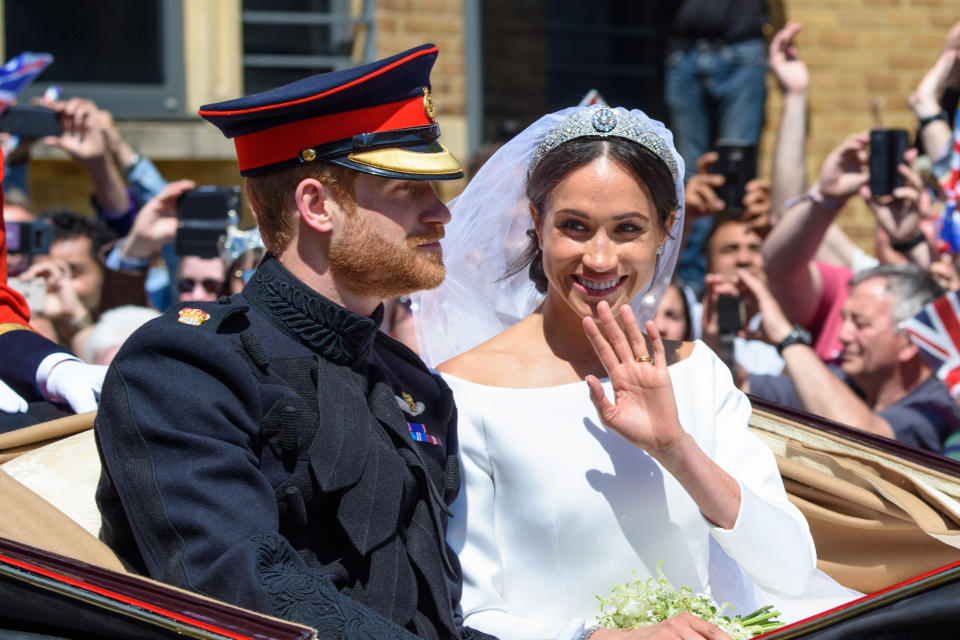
[396,391,426,416]
[178,308,211,326]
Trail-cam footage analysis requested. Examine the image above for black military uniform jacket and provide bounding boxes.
[96,256,491,640]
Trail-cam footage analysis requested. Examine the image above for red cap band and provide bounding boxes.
[233,96,432,173]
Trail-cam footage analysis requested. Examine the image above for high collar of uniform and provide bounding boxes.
[244,255,384,365]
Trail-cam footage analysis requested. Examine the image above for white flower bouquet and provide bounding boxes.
[597,565,784,639]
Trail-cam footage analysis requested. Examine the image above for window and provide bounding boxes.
[545,2,669,121]
[4,0,186,118]
[242,0,375,95]
[482,1,671,141]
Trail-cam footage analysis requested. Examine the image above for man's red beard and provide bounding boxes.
[328,213,446,300]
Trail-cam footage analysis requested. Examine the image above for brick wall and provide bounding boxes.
[376,0,465,118]
[762,0,956,249]
[375,0,468,201]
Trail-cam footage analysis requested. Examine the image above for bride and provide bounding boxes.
[414,106,849,640]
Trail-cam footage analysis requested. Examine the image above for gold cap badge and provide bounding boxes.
[178,308,211,326]
[422,87,436,122]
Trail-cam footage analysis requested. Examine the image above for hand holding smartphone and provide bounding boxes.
[713,141,758,213]
[7,277,46,314]
[175,186,242,258]
[868,128,908,197]
[716,294,744,335]
[0,105,62,139]
[4,220,52,254]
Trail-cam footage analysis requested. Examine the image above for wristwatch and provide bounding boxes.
[776,325,812,354]
[918,110,948,131]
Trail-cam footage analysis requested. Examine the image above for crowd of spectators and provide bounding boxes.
[2,16,960,466]
[655,17,960,459]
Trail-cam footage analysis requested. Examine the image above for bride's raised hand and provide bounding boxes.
[582,301,685,454]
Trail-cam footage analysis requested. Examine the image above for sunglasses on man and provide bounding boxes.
[177,278,224,294]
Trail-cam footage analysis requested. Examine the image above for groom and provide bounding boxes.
[95,44,494,640]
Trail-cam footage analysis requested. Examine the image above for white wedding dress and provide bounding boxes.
[444,341,859,640]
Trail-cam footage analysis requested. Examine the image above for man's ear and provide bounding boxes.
[896,330,921,363]
[295,178,338,234]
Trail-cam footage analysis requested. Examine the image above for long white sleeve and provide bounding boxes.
[705,351,816,595]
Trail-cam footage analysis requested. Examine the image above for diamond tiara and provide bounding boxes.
[529,106,679,181]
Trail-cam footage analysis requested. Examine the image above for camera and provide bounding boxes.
[714,293,743,374]
[0,105,62,139]
[713,141,757,214]
[868,128,909,197]
[6,277,46,314]
[4,220,52,254]
[175,185,264,264]
[175,186,242,258]
[717,294,744,335]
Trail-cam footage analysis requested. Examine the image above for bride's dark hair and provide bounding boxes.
[504,136,678,293]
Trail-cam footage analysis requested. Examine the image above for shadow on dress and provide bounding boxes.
[583,416,703,590]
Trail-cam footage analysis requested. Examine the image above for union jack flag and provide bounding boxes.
[0,51,53,114]
[938,108,960,253]
[902,290,960,398]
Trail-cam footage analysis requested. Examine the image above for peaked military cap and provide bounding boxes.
[199,43,463,180]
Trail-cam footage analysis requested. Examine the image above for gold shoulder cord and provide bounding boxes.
[0,323,35,337]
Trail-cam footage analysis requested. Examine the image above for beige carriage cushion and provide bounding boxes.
[0,411,96,464]
[1,428,103,537]
[0,468,124,572]
[779,452,960,594]
[751,409,960,594]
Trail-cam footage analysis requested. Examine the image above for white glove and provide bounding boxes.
[36,354,107,414]
[0,377,28,413]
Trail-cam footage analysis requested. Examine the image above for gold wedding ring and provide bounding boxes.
[635,355,654,364]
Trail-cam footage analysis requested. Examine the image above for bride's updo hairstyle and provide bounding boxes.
[514,136,678,293]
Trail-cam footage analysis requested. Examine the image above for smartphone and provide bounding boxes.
[869,128,909,196]
[175,186,241,258]
[713,141,757,213]
[7,277,46,314]
[4,220,52,254]
[0,105,62,138]
[717,294,744,335]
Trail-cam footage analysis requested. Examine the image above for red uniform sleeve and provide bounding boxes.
[0,149,33,327]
